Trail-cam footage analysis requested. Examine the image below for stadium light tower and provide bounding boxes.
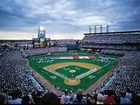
[100,25,102,33]
[95,25,101,33]
[101,25,110,33]
[94,26,96,33]
[89,25,110,34]
[106,25,109,33]
[89,27,92,34]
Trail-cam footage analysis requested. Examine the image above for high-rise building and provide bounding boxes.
[38,26,45,38]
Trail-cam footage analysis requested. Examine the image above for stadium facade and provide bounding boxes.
[0,28,140,104]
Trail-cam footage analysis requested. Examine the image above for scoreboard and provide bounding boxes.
[40,38,45,42]
[33,38,50,48]
[39,38,46,48]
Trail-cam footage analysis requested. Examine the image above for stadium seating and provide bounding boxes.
[0,31,140,104]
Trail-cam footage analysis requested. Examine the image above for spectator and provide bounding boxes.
[22,94,30,105]
[119,91,131,104]
[87,92,97,105]
[103,91,116,104]
[126,88,133,100]
[41,92,59,105]
[73,89,87,104]
[61,90,71,104]
[8,90,22,104]
[32,91,43,104]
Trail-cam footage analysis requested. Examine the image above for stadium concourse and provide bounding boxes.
[0,31,140,104]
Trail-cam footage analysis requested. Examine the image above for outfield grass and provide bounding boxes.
[28,52,119,92]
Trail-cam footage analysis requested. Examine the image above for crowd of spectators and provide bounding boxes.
[78,33,140,104]
[106,51,140,93]
[53,40,80,46]
[0,48,140,104]
[1,87,140,104]
[82,34,140,44]
[0,49,43,96]
[100,49,126,55]
[81,44,138,51]
[82,34,140,52]
[24,47,67,56]
[0,33,140,104]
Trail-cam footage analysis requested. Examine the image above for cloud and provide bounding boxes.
[0,0,140,39]
[0,31,34,40]
[68,15,111,26]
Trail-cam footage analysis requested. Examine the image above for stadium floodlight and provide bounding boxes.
[106,25,109,33]
[94,26,96,33]
[89,25,110,34]
[89,27,92,34]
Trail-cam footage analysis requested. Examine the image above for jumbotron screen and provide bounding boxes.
[40,38,45,42]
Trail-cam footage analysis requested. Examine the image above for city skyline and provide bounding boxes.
[0,0,140,40]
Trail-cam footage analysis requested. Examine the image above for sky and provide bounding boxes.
[0,0,140,40]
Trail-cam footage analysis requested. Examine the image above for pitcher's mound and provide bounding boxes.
[69,70,76,73]
[64,79,80,86]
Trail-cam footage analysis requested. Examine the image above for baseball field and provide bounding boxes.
[28,52,119,92]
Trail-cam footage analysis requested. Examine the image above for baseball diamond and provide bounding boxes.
[28,52,119,92]
[1,1,140,104]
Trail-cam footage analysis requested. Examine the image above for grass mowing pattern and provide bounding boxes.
[28,52,119,92]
